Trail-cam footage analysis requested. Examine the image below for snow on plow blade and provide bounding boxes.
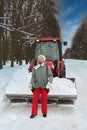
[5,77,77,104]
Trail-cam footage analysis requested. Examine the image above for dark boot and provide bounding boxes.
[30,114,36,119]
[43,114,47,117]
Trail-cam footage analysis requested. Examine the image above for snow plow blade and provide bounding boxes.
[5,78,77,104]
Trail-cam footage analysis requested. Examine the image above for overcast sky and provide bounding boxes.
[58,0,87,52]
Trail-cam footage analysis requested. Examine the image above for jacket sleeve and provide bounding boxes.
[47,66,53,83]
[30,68,35,85]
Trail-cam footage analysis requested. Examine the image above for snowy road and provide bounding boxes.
[0,59,87,130]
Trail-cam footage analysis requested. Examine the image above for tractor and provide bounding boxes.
[5,37,77,104]
[29,37,66,78]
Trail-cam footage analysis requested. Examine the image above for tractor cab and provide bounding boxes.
[34,38,60,61]
[29,38,65,78]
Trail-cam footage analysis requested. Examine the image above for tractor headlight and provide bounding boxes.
[36,39,40,42]
[53,39,57,42]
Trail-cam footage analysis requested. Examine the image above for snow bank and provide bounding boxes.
[0,61,30,102]
[0,62,15,103]
[50,77,77,95]
[5,65,32,95]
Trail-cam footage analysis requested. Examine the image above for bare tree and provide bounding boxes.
[22,0,61,37]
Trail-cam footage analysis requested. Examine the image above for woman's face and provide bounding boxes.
[38,56,44,63]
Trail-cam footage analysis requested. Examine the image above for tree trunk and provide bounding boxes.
[0,1,4,69]
[0,35,3,69]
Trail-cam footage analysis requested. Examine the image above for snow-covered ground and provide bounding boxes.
[0,59,87,130]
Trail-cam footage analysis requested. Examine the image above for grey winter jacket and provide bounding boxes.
[30,64,53,89]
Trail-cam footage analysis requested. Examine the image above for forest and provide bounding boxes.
[64,15,87,60]
[0,0,61,69]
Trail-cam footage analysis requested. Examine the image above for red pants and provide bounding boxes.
[31,88,48,115]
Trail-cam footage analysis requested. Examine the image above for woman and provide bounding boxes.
[29,55,53,118]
